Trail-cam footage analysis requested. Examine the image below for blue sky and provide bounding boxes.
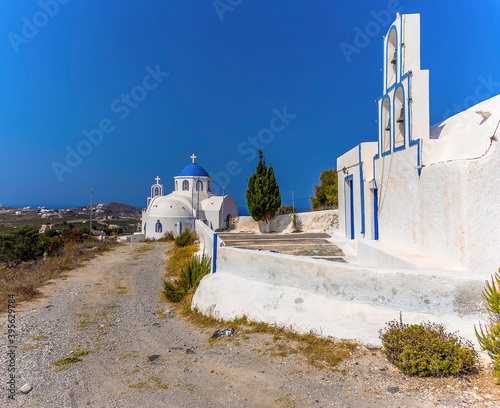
[0,0,499,214]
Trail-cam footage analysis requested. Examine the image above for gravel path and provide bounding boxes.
[2,242,499,407]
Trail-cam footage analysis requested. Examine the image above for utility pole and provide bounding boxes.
[222,186,225,229]
[89,189,93,233]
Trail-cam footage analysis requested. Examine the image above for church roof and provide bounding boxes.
[178,163,210,177]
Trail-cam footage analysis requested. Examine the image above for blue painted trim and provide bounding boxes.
[212,233,218,273]
[393,83,406,152]
[386,82,397,93]
[377,73,408,101]
[372,154,378,189]
[358,145,365,235]
[373,188,379,240]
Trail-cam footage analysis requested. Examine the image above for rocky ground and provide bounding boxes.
[1,242,499,407]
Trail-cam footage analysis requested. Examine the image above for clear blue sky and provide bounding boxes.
[1,0,499,214]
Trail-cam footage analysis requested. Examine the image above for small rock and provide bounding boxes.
[387,386,399,394]
[20,383,32,394]
[211,327,237,339]
[148,355,160,362]
[186,347,196,355]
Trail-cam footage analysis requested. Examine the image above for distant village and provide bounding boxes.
[0,202,142,236]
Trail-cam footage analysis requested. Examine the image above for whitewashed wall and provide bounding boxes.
[192,247,486,346]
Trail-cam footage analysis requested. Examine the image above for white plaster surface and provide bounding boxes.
[232,210,338,234]
[193,247,487,346]
[426,94,500,163]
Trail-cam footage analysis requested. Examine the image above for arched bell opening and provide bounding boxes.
[387,28,397,89]
[382,97,391,154]
[394,87,405,150]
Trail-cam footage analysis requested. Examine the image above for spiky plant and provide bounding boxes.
[475,269,500,382]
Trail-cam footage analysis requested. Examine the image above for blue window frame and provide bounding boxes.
[155,221,162,233]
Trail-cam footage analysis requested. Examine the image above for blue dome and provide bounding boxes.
[178,163,210,177]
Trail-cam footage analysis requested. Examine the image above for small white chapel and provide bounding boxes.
[141,154,238,240]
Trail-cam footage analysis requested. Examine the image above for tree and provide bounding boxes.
[310,169,338,210]
[246,150,281,225]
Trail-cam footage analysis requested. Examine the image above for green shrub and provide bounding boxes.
[174,229,196,247]
[180,253,211,290]
[380,314,478,377]
[476,269,500,382]
[162,282,186,303]
[163,253,211,303]
[0,227,45,262]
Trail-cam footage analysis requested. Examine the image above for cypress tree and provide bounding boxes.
[246,150,281,225]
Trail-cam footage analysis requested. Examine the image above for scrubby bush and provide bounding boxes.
[163,253,211,303]
[276,205,294,215]
[0,227,46,262]
[174,229,196,247]
[380,314,478,377]
[476,269,500,382]
[163,232,175,242]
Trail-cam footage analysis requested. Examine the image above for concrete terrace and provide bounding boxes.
[217,232,346,262]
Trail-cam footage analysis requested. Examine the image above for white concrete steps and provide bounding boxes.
[357,240,466,272]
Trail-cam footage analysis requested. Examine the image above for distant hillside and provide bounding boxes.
[72,202,142,219]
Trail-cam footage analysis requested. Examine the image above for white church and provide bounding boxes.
[141,155,238,240]
[338,13,500,276]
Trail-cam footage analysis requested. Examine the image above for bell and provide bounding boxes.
[396,107,405,123]
[385,119,391,132]
[391,50,397,65]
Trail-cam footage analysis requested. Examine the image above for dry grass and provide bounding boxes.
[164,245,198,278]
[0,242,115,305]
[162,245,357,370]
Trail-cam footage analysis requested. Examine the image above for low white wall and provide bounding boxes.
[195,220,216,255]
[232,210,338,234]
[192,247,487,346]
[117,233,144,243]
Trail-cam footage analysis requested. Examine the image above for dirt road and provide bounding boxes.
[2,243,499,407]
